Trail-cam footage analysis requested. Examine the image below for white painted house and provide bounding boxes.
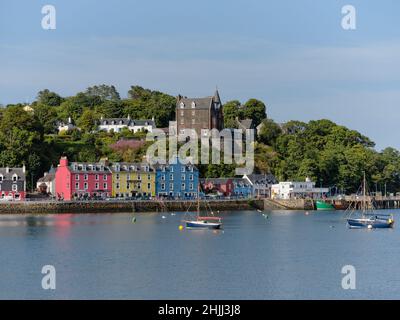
[271,177,329,199]
[98,116,156,133]
[58,117,79,133]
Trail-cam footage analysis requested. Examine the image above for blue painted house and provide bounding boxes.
[232,178,253,198]
[155,157,199,199]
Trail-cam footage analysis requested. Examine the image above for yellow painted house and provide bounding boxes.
[110,163,156,198]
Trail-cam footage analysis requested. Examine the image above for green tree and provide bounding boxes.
[257,119,282,146]
[85,84,121,101]
[37,89,63,106]
[223,100,241,128]
[77,109,99,133]
[241,99,266,127]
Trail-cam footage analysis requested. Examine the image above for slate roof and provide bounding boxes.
[200,178,232,184]
[37,173,55,183]
[245,174,277,185]
[237,118,254,130]
[69,162,111,173]
[177,90,221,110]
[0,167,26,181]
[99,118,155,127]
[109,163,155,173]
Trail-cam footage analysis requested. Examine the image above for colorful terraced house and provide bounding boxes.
[55,157,112,200]
[110,162,156,198]
[154,157,199,199]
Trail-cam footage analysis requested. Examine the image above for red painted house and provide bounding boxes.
[200,178,234,197]
[55,157,112,200]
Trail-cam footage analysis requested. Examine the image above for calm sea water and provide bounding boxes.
[0,209,399,300]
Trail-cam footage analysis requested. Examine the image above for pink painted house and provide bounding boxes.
[55,157,112,200]
[200,178,234,197]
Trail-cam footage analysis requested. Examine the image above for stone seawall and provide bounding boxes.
[264,198,315,210]
[0,199,264,214]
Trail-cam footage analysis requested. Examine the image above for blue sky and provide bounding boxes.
[1,0,400,150]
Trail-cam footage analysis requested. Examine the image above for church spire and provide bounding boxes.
[213,87,221,104]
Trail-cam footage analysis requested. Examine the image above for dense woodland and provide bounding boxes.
[1,84,399,194]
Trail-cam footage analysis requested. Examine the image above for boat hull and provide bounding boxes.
[316,200,335,211]
[347,218,394,229]
[185,221,222,230]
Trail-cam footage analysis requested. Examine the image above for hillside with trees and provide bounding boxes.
[1,85,399,194]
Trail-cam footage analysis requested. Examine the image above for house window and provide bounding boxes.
[170,167,174,173]
[95,174,99,181]
[147,183,151,190]
[84,174,88,181]
[180,102,185,109]
[137,174,141,181]
[169,183,174,191]
[95,183,99,189]
[191,101,196,108]
[127,183,130,190]
[190,183,194,190]
[116,183,120,189]
[103,174,107,180]
[75,182,79,189]
[147,174,151,180]
[181,167,185,173]
[169,174,174,181]
[181,183,186,190]
[137,183,141,189]
[181,174,185,181]
[103,183,107,189]
[189,174,193,181]
[84,182,88,190]
[161,183,165,190]
[75,174,79,181]
[161,175,165,181]
[0,175,3,182]
[12,184,18,191]
[116,174,120,180]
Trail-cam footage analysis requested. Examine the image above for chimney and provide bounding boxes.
[6,167,9,173]
[22,164,26,173]
[60,156,69,167]
[44,172,48,177]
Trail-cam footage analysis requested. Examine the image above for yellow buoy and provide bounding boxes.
[179,225,184,231]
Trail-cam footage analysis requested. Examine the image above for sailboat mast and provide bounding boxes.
[197,183,200,215]
[363,171,366,213]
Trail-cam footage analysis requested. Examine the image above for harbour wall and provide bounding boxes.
[0,199,264,214]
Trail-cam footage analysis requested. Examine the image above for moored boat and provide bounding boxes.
[316,200,335,211]
[346,172,395,229]
[185,217,222,229]
[184,185,223,230]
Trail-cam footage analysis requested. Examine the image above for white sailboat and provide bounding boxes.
[184,184,222,230]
